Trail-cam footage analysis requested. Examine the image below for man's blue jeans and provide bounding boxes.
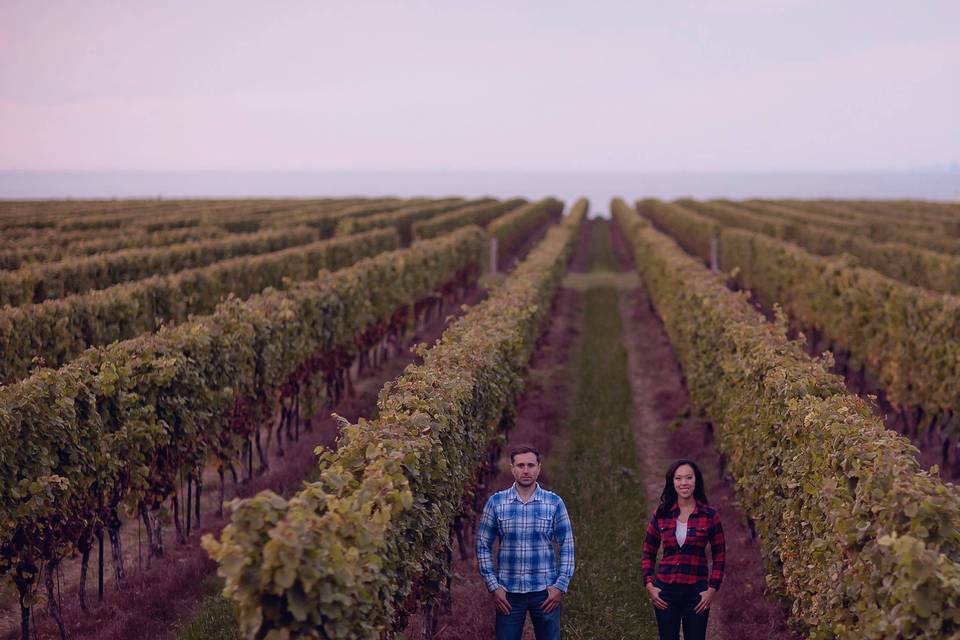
[495,590,561,640]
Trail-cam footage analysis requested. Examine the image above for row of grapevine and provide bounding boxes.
[412,198,528,239]
[0,197,329,218]
[612,198,960,640]
[265,198,434,237]
[1,220,220,250]
[0,198,379,250]
[0,198,179,218]
[731,198,960,265]
[636,199,720,264]
[45,207,222,234]
[0,225,327,307]
[0,199,433,256]
[0,198,377,220]
[184,198,375,229]
[728,199,960,256]
[645,198,960,295]
[0,200,404,276]
[0,196,250,219]
[682,198,864,236]
[0,225,231,271]
[774,223,960,295]
[204,198,588,639]
[0,229,399,383]
[718,228,960,432]
[270,196,532,246]
[489,197,565,263]
[638,198,960,436]
[335,198,481,244]
[138,198,404,238]
[0,198,341,233]
[0,226,488,639]
[739,199,954,239]
[778,199,960,232]
[0,199,193,231]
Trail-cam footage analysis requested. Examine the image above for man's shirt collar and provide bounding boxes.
[509,482,544,503]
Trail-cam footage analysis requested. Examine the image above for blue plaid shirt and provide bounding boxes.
[476,483,575,594]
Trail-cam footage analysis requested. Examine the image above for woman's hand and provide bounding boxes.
[694,587,716,614]
[646,583,668,610]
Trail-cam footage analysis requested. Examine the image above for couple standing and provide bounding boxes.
[476,446,726,640]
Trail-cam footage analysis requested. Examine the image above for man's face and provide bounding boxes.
[511,452,541,488]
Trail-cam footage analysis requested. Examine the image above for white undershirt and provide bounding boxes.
[676,519,688,547]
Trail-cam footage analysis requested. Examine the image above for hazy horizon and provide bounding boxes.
[2,170,957,208]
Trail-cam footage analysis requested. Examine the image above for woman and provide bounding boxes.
[642,459,725,640]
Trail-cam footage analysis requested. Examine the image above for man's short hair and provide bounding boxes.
[509,444,541,464]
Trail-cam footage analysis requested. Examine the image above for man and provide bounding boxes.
[476,444,575,640]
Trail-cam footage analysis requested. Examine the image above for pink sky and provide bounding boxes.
[2,1,958,173]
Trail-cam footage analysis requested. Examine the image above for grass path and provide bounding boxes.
[554,220,659,640]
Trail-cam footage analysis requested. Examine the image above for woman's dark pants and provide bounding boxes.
[653,582,709,640]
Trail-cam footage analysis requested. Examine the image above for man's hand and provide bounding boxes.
[493,587,511,615]
[541,586,563,613]
[645,583,668,610]
[694,587,716,614]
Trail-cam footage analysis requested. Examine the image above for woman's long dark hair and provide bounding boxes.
[657,459,708,515]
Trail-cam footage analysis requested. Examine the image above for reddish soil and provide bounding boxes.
[402,219,591,640]
[609,222,801,640]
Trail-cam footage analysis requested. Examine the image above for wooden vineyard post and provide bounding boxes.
[489,237,498,274]
[709,238,719,272]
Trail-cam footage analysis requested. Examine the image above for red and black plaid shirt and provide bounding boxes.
[642,500,725,590]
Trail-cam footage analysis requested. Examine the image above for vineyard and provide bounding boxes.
[0,195,958,639]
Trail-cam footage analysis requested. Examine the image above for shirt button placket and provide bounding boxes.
[520,501,527,591]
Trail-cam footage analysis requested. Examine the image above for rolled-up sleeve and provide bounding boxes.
[552,498,575,593]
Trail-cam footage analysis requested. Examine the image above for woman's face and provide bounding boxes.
[673,464,696,500]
